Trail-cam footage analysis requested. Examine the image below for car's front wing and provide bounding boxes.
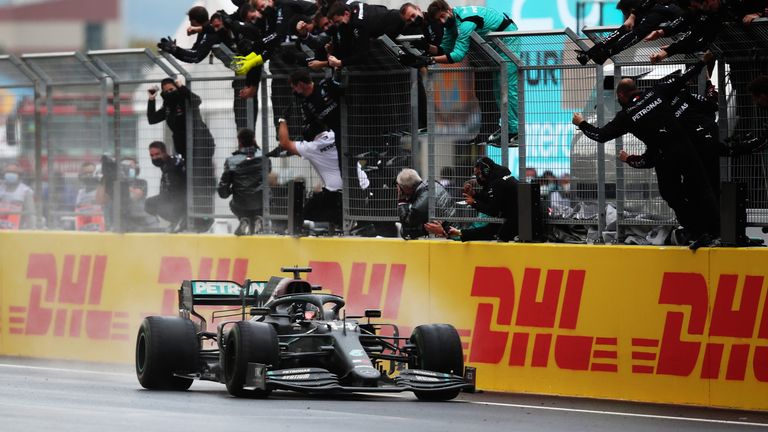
[244,364,473,394]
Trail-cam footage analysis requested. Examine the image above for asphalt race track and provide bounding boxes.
[1,357,767,432]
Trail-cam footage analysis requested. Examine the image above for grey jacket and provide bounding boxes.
[398,180,455,239]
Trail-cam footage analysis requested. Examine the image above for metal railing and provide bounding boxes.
[0,21,766,242]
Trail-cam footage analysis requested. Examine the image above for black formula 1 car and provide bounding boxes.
[135,267,473,400]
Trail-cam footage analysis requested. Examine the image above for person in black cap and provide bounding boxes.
[427,157,518,241]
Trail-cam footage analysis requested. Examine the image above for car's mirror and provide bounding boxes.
[364,309,382,318]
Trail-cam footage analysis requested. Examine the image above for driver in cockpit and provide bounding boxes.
[290,302,320,323]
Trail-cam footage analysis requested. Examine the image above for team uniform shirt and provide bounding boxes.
[295,130,343,191]
[440,6,513,63]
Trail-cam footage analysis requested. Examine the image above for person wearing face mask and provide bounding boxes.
[426,157,518,241]
[418,0,518,147]
[71,161,106,231]
[145,141,188,233]
[147,77,216,233]
[0,162,36,229]
[117,158,158,232]
[572,53,719,250]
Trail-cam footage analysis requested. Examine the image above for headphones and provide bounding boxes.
[475,158,491,177]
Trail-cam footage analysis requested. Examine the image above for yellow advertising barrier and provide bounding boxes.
[0,231,766,410]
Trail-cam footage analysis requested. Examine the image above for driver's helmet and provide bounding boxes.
[290,301,320,321]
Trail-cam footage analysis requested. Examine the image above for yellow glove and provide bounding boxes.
[231,53,264,76]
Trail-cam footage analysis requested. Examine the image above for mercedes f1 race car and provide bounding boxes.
[135,267,473,400]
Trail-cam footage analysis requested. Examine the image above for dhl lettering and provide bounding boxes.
[466,266,612,373]
[647,272,768,382]
[10,253,128,341]
[306,261,405,319]
[468,267,768,383]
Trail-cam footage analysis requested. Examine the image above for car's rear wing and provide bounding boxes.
[178,279,268,328]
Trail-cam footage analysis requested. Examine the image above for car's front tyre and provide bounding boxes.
[409,323,464,401]
[223,321,279,398]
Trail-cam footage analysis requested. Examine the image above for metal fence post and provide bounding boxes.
[261,73,271,231]
[595,63,607,243]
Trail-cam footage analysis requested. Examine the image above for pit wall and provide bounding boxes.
[0,231,766,411]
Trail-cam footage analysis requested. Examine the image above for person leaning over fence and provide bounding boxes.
[147,77,216,233]
[218,4,265,131]
[218,128,270,236]
[395,168,455,240]
[426,157,518,242]
[271,102,343,228]
[157,7,233,63]
[414,0,519,146]
[645,0,766,64]
[145,141,187,233]
[250,0,318,132]
[576,0,684,65]
[0,162,36,230]
[284,69,341,169]
[572,53,720,250]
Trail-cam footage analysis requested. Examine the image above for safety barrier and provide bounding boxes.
[0,231,766,410]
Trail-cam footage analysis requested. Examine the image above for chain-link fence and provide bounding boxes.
[1,21,767,243]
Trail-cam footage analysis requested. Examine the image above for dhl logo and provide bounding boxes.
[641,272,768,382]
[467,267,768,383]
[7,255,407,343]
[9,253,129,341]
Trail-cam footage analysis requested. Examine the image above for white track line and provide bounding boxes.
[1,363,765,427]
[461,400,768,428]
[0,362,132,378]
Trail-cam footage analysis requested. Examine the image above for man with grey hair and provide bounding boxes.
[396,168,454,239]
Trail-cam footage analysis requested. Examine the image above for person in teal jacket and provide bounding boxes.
[426,0,518,146]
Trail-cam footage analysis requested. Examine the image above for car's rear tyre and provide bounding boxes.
[223,321,279,398]
[410,323,464,401]
[135,316,199,390]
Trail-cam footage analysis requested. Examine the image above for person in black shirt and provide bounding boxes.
[326,2,406,68]
[145,141,187,232]
[252,0,318,131]
[646,0,765,64]
[220,4,265,130]
[158,7,232,63]
[576,0,684,65]
[573,55,720,249]
[146,78,216,232]
[285,70,340,146]
[428,157,519,242]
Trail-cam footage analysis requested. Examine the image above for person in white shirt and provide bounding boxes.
[274,116,342,227]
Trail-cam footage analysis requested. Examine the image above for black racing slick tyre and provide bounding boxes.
[410,323,464,401]
[135,316,199,390]
[223,321,279,398]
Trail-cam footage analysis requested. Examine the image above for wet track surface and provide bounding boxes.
[1,357,767,432]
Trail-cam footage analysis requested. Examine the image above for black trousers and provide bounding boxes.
[233,72,260,131]
[656,138,719,238]
[145,194,185,225]
[304,188,342,226]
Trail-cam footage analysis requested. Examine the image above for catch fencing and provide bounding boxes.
[1,21,766,241]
